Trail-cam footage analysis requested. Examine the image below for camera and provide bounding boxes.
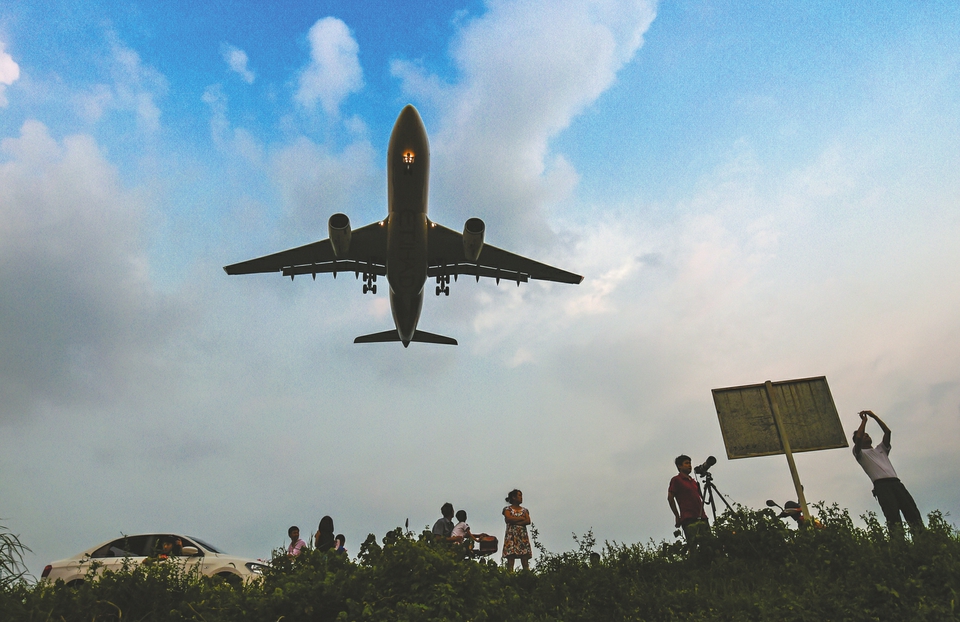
[693,455,717,476]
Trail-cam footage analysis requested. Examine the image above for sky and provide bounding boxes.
[2,0,959,576]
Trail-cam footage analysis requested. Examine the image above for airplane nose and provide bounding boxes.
[399,104,422,124]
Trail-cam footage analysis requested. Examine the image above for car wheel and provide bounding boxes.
[214,572,242,587]
[66,579,85,588]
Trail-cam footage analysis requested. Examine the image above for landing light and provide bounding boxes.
[403,151,415,164]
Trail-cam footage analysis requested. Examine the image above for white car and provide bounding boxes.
[41,533,268,586]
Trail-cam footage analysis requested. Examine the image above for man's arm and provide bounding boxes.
[668,490,681,528]
[864,410,891,448]
[853,412,869,456]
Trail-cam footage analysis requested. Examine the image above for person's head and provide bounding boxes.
[159,538,173,553]
[319,515,334,534]
[852,429,873,448]
[288,526,300,540]
[506,489,523,505]
[335,534,345,547]
[440,502,454,519]
[675,455,692,474]
[455,510,467,523]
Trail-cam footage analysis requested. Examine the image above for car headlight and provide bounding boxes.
[245,562,268,575]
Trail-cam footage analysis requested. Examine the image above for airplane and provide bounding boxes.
[223,105,583,347]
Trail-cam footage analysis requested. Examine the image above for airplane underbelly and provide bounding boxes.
[386,211,427,295]
[386,210,427,340]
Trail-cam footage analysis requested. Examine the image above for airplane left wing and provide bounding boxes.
[224,221,388,279]
[426,222,583,285]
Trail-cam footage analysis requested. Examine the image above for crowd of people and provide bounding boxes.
[286,516,348,558]
[429,489,532,570]
[284,490,532,571]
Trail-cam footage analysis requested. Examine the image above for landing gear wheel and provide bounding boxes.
[362,272,378,294]
[435,275,451,296]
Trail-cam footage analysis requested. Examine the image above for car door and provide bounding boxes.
[87,535,151,577]
[171,535,206,577]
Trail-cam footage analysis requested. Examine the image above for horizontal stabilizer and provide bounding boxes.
[354,329,458,346]
[354,330,401,344]
[411,330,458,345]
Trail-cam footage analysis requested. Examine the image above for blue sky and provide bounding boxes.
[2,1,960,575]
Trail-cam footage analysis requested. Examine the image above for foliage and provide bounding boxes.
[2,506,959,620]
[0,523,31,589]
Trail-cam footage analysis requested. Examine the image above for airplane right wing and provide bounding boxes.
[426,223,583,285]
[223,221,388,279]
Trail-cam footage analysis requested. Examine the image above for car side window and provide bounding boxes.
[91,535,150,558]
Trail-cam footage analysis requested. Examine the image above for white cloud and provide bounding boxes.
[295,17,364,115]
[395,0,657,248]
[0,40,20,107]
[73,32,167,132]
[221,43,255,84]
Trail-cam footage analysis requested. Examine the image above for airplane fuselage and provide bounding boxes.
[386,105,430,345]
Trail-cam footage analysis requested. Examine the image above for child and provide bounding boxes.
[502,490,532,570]
[451,510,473,543]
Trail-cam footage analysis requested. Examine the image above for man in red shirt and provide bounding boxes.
[668,454,709,541]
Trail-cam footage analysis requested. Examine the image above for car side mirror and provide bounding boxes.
[180,546,200,556]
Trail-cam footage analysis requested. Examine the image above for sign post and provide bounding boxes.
[711,376,847,524]
[764,380,811,521]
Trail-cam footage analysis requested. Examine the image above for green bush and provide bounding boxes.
[2,507,958,621]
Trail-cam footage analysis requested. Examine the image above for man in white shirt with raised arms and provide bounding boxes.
[852,410,923,532]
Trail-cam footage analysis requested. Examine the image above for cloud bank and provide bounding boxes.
[0,121,178,423]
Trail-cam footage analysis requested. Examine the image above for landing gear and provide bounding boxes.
[362,272,377,294]
[435,274,450,296]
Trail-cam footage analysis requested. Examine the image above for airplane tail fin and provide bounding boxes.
[354,329,457,346]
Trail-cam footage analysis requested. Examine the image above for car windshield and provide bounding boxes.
[189,536,223,554]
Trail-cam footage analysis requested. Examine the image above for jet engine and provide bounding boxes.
[328,213,351,257]
[462,217,485,262]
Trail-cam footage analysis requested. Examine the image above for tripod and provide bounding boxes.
[699,471,734,521]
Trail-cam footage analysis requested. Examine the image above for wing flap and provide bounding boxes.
[427,264,529,283]
[283,260,386,279]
